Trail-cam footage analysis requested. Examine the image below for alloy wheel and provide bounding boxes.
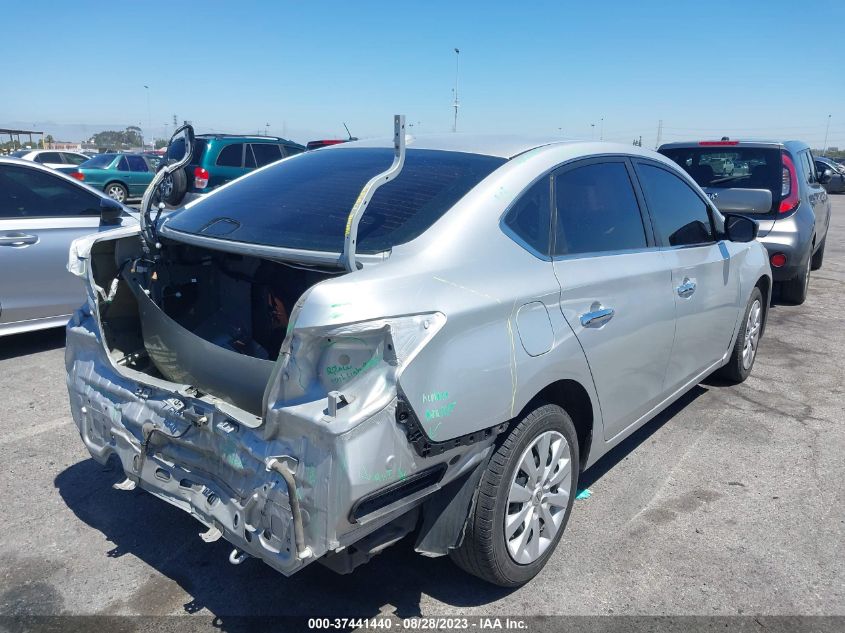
[742,299,762,370]
[505,430,572,564]
[107,185,126,202]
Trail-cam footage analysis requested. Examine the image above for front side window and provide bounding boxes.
[216,143,243,167]
[637,163,714,247]
[165,148,505,253]
[63,153,87,165]
[553,161,647,256]
[0,164,100,218]
[125,155,148,172]
[503,176,551,257]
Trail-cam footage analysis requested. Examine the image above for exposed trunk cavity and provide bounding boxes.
[90,235,343,415]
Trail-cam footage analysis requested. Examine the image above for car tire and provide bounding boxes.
[811,238,826,271]
[716,287,763,384]
[449,403,579,587]
[779,252,811,305]
[105,182,128,203]
[163,167,188,206]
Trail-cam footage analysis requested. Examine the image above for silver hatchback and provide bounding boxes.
[65,130,771,586]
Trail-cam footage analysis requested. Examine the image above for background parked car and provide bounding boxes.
[161,134,305,206]
[69,153,157,203]
[0,157,134,336]
[659,139,831,304]
[815,156,845,193]
[10,149,90,174]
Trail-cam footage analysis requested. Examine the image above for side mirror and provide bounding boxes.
[723,214,757,243]
[100,196,123,225]
[818,168,833,185]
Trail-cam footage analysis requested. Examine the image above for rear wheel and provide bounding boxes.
[717,287,763,384]
[779,252,811,305]
[105,182,128,203]
[811,237,826,271]
[450,403,579,587]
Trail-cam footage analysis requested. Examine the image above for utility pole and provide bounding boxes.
[144,85,151,149]
[656,119,663,148]
[822,114,832,156]
[265,123,270,136]
[600,117,604,141]
[590,123,595,140]
[172,114,178,128]
[452,47,460,133]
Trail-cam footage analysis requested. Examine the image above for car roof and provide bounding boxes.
[327,133,676,161]
[197,133,301,144]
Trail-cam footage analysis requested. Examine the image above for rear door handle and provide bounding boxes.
[580,307,615,328]
[677,278,696,298]
[0,233,38,246]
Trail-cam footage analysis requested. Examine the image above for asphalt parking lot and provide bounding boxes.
[0,199,842,626]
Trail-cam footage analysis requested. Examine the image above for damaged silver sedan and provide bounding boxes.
[65,119,771,586]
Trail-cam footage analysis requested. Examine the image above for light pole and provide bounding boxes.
[822,114,832,156]
[590,123,595,140]
[265,123,270,136]
[600,117,604,141]
[143,85,151,150]
[452,47,460,133]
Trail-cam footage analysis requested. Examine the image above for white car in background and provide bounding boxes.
[10,149,90,174]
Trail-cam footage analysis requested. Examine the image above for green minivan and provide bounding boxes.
[162,134,305,205]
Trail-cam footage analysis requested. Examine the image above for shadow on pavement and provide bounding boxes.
[54,385,708,621]
[579,385,707,490]
[0,328,65,361]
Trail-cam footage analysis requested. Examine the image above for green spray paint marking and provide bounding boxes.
[325,354,380,385]
[359,464,408,483]
[425,401,456,421]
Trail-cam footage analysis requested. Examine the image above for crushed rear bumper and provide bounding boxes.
[64,310,467,576]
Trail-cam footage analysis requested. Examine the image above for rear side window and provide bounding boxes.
[251,143,283,167]
[637,163,714,247]
[284,145,304,157]
[0,164,100,218]
[125,155,148,172]
[553,162,646,256]
[165,148,505,253]
[216,143,243,167]
[81,154,116,169]
[116,156,130,171]
[503,177,551,257]
[801,151,816,184]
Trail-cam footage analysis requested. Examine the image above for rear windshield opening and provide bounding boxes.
[163,148,505,254]
[660,147,781,213]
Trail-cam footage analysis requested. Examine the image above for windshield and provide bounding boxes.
[659,146,781,213]
[80,154,117,169]
[164,147,505,253]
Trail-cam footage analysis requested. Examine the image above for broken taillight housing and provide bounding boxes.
[276,313,446,406]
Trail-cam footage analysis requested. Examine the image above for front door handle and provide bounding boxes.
[580,306,615,328]
[0,233,38,247]
[677,278,696,298]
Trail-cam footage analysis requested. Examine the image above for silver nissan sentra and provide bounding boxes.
[65,121,771,587]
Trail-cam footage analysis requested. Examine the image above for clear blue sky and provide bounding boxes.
[2,0,844,148]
